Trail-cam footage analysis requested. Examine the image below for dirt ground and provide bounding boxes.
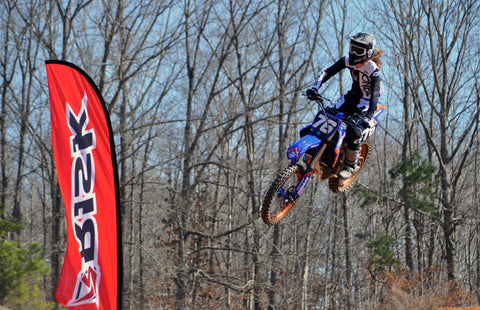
[437,307,480,310]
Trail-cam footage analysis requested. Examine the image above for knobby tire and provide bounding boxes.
[329,140,371,193]
[261,164,304,226]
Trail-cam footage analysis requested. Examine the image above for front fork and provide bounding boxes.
[293,172,312,198]
[276,171,313,203]
[288,143,325,199]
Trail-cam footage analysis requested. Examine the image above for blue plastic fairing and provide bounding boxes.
[287,134,322,160]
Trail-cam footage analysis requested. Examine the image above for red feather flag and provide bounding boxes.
[45,60,123,310]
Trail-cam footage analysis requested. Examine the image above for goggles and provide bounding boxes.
[349,44,366,57]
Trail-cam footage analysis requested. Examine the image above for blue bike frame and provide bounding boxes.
[285,104,386,199]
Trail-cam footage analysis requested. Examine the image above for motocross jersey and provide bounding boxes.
[312,56,383,119]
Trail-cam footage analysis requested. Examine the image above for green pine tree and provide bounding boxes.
[0,204,53,310]
[388,152,440,217]
[366,232,400,276]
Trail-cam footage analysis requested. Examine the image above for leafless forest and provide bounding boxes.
[1,0,480,309]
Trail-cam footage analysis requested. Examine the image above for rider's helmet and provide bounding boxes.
[348,32,376,66]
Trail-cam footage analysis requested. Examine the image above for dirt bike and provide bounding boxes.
[261,94,386,225]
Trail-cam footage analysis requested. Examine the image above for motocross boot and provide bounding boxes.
[338,147,360,179]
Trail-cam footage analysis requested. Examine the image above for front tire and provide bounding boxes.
[329,140,371,193]
[261,164,304,226]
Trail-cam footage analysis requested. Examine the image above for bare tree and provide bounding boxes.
[0,0,17,211]
[410,0,480,281]
[4,0,480,308]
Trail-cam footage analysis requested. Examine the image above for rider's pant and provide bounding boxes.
[345,124,362,150]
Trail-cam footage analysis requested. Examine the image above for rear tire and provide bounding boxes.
[329,140,371,193]
[261,164,304,226]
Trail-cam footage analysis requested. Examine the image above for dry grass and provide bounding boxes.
[376,271,477,310]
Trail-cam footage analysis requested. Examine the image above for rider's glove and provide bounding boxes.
[306,87,319,100]
[360,117,375,129]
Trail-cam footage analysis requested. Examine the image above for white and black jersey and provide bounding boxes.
[313,56,383,119]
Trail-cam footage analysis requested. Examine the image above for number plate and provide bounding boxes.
[311,113,339,137]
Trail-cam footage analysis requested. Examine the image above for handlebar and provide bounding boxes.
[303,92,370,129]
[302,92,331,107]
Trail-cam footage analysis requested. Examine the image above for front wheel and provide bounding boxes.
[261,164,304,226]
[329,140,371,193]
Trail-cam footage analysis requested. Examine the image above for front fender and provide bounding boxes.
[287,134,322,160]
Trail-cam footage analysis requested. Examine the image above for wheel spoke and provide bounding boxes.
[261,164,304,225]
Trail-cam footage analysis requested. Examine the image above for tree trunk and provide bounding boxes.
[342,194,353,309]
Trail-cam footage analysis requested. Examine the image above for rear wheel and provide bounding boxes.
[261,164,304,226]
[329,140,371,193]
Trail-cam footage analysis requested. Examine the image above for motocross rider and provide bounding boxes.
[306,32,384,179]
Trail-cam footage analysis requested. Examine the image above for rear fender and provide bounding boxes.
[373,103,386,119]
